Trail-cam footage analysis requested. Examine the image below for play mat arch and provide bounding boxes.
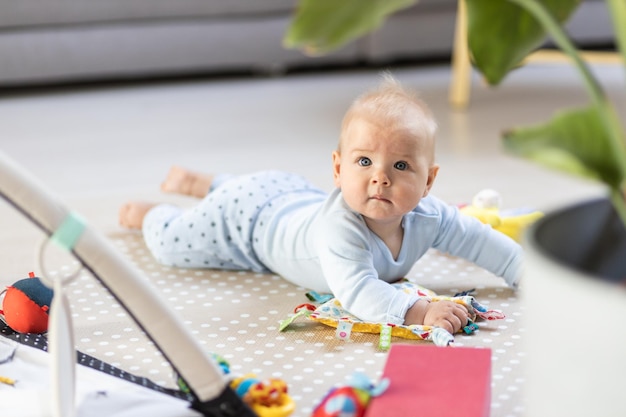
[0,150,254,416]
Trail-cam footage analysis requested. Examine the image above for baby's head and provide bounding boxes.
[338,72,438,160]
[333,73,440,226]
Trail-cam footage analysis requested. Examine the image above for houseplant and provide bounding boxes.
[285,1,626,415]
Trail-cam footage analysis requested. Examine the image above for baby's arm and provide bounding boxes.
[429,196,523,289]
[404,299,469,334]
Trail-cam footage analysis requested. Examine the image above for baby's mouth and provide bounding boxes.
[370,194,391,203]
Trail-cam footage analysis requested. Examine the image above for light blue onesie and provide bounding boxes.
[143,170,522,324]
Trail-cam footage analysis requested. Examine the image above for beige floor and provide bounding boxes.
[0,61,621,416]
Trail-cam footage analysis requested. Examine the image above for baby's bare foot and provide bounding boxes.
[119,202,156,229]
[161,166,213,198]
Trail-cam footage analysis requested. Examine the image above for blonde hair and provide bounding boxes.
[339,72,438,154]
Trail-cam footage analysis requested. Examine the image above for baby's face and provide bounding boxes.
[333,114,438,227]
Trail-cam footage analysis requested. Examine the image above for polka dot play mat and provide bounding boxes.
[16,231,527,416]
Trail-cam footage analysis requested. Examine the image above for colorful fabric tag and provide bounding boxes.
[278,307,312,332]
[378,324,392,351]
[335,321,353,341]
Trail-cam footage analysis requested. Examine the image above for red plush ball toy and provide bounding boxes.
[0,272,54,333]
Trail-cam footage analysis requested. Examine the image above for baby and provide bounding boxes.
[120,74,522,334]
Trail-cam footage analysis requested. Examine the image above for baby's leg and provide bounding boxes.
[119,202,157,229]
[161,166,214,198]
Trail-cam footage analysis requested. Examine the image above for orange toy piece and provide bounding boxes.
[0,272,53,334]
[231,374,296,417]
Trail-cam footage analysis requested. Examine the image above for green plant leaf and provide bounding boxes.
[607,0,626,77]
[284,0,417,55]
[467,0,581,85]
[503,105,624,189]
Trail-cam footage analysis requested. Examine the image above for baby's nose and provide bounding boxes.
[371,170,390,185]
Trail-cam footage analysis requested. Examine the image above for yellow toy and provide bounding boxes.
[0,376,16,387]
[459,189,543,242]
[230,374,296,417]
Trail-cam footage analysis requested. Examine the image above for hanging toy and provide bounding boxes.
[312,372,389,417]
[230,374,296,417]
[211,352,231,375]
[0,272,53,334]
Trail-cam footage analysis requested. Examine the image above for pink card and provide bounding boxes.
[365,344,492,417]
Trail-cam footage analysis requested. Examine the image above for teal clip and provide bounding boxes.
[305,291,334,303]
[51,212,86,251]
[463,319,479,335]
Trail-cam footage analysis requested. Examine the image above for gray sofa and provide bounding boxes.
[0,0,614,87]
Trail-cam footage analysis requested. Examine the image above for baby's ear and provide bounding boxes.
[423,164,440,197]
[332,151,342,187]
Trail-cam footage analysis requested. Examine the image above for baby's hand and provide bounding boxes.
[405,299,470,334]
[423,300,470,334]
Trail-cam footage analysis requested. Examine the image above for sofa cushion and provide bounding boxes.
[0,0,297,28]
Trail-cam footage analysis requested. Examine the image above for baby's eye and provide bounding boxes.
[394,161,408,170]
[358,157,372,167]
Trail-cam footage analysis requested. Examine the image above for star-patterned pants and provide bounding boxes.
[142,170,322,271]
